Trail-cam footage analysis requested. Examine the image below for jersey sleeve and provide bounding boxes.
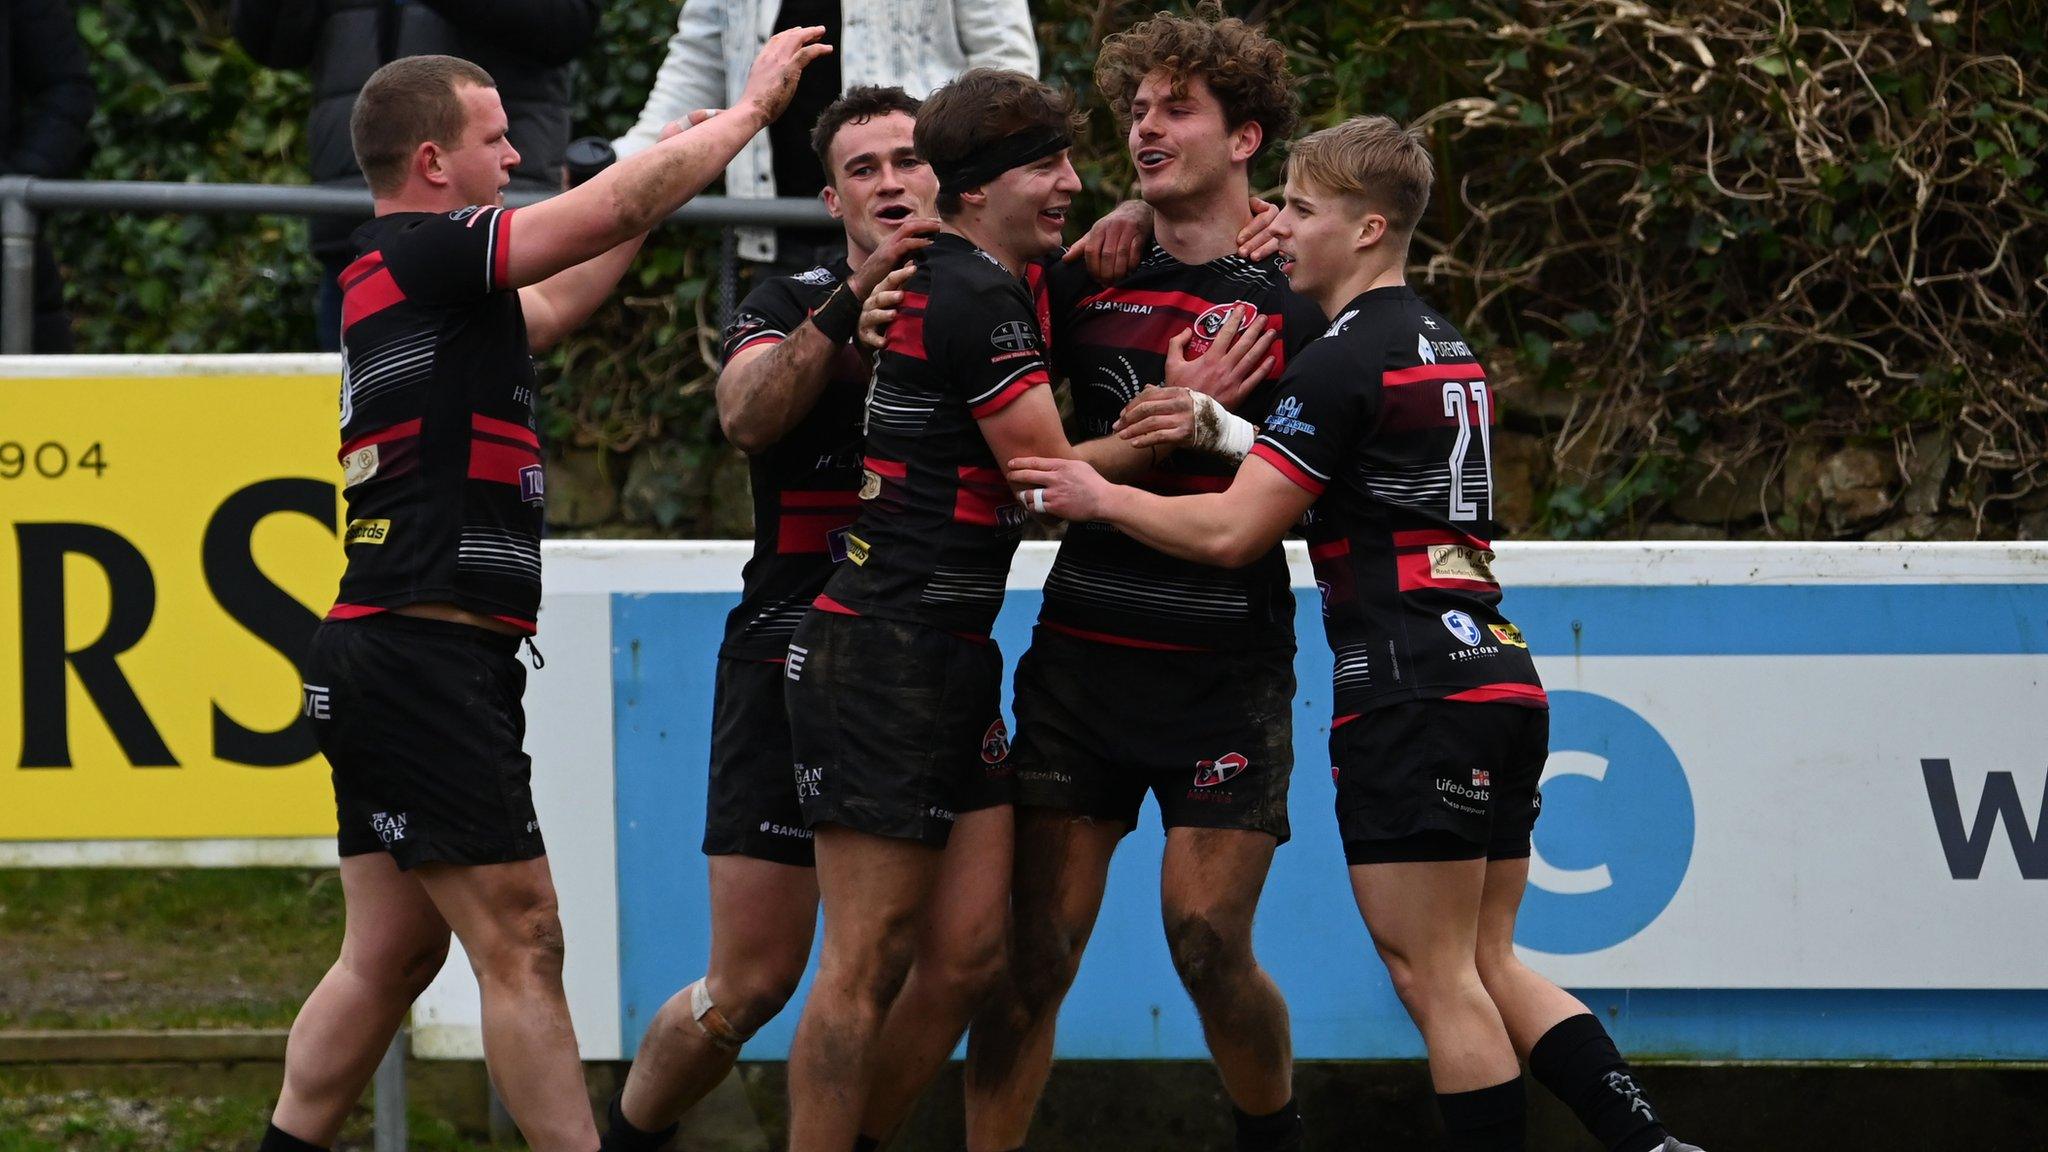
[1249,339,1375,498]
[378,206,517,303]
[719,275,814,364]
[929,274,1051,419]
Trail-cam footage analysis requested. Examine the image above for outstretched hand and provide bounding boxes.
[740,26,834,125]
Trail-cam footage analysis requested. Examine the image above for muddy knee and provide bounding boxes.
[1165,910,1251,1004]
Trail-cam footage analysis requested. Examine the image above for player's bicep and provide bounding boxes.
[976,383,1071,471]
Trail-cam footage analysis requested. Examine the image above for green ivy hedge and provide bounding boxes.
[51,0,2047,537]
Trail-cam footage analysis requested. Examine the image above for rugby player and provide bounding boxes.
[778,68,1178,1152]
[1007,115,1704,1152]
[599,85,960,1152]
[262,33,828,1152]
[961,13,1325,1152]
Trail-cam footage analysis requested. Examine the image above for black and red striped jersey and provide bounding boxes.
[813,232,1049,636]
[1249,285,1546,718]
[1037,246,1325,651]
[329,206,546,632]
[717,258,866,660]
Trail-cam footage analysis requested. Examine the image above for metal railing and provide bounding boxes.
[0,177,834,1149]
[0,176,837,353]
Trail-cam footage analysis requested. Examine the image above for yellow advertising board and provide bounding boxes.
[0,356,345,841]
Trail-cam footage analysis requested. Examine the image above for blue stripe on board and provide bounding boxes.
[1506,583,2046,656]
[612,585,2048,1061]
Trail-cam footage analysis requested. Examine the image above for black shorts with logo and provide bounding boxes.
[704,656,815,867]
[303,614,546,870]
[1009,625,1294,843]
[784,609,1012,847]
[1332,700,1548,865]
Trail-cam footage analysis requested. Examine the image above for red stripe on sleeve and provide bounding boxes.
[492,208,514,290]
[1443,683,1549,708]
[968,369,1046,418]
[1249,442,1325,496]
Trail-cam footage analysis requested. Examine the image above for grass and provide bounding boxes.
[0,1092,499,1152]
[0,869,342,1031]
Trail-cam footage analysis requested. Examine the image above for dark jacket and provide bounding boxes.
[0,0,95,351]
[232,0,600,259]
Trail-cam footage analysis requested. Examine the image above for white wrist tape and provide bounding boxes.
[1189,391,1258,461]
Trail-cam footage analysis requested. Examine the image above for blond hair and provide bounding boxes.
[1286,115,1434,235]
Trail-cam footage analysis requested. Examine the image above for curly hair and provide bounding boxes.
[810,85,923,180]
[1093,4,1298,156]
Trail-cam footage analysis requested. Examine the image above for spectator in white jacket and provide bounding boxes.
[614,0,1037,273]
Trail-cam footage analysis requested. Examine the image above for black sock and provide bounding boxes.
[258,1124,327,1152]
[600,1089,680,1152]
[1436,1076,1526,1152]
[1233,1095,1304,1152]
[1528,1014,1669,1152]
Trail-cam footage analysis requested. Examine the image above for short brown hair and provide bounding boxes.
[1287,115,1435,236]
[810,85,924,182]
[1094,4,1298,158]
[352,55,496,197]
[915,69,1085,217]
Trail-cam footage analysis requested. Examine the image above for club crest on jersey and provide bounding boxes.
[519,464,545,504]
[1186,300,1258,358]
[859,468,882,500]
[1441,610,1482,646]
[1194,752,1248,788]
[989,320,1038,353]
[982,719,1011,764]
[1473,769,1491,787]
[1417,332,1438,364]
[448,205,482,223]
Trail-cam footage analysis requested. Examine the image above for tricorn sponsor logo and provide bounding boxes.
[1441,610,1482,646]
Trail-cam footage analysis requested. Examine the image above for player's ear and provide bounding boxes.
[822,183,845,222]
[1231,119,1263,165]
[1355,211,1388,253]
[416,140,448,188]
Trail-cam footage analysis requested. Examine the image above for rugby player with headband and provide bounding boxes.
[776,68,1171,1152]
[1006,116,1705,1152]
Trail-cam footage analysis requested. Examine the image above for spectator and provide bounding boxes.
[231,0,602,351]
[1,0,95,353]
[614,0,1036,276]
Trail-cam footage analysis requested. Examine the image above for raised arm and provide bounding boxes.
[503,25,828,288]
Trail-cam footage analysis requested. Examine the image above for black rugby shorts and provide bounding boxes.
[704,655,815,866]
[784,610,1012,847]
[1009,625,1294,843]
[303,614,546,870]
[1332,700,1548,865]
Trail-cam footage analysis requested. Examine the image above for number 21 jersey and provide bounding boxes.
[1248,286,1545,719]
